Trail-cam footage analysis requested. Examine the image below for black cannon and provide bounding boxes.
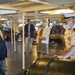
[25,58,75,75]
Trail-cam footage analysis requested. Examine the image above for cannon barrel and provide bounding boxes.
[25,58,75,75]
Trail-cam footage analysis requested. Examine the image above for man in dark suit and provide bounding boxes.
[25,19,35,53]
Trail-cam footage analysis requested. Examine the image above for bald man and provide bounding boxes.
[37,19,51,56]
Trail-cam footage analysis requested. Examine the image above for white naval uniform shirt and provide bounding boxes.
[64,24,75,56]
[0,30,4,40]
[64,29,71,49]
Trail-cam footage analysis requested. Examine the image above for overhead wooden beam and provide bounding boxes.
[0,5,19,10]
[10,1,33,7]
[20,5,57,12]
[2,14,22,18]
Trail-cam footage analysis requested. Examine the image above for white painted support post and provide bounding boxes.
[22,13,25,69]
[10,19,13,44]
[13,18,17,52]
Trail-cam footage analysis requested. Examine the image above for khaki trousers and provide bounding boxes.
[25,37,33,52]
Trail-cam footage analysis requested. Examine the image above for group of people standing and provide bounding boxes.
[25,17,75,60]
[0,18,50,75]
[0,17,75,75]
[24,19,50,55]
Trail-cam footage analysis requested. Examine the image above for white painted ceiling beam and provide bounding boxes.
[0,5,20,10]
[20,5,57,12]
[29,0,53,5]
[1,14,22,18]
[10,1,33,7]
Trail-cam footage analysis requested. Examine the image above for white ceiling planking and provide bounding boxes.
[45,0,75,6]
[0,0,75,12]
[44,0,75,10]
[0,0,75,11]
[0,0,75,22]
[9,0,58,12]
